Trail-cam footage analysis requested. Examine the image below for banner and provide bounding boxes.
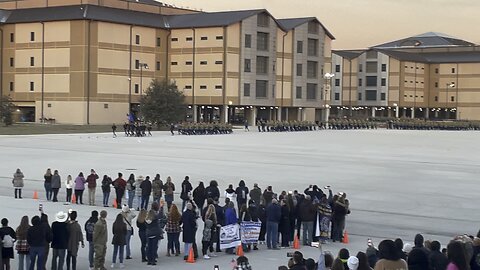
[220,224,241,249]
[240,221,261,244]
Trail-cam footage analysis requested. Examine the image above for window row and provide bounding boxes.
[171,60,223,66]
[356,91,386,101]
[183,85,223,90]
[171,36,223,42]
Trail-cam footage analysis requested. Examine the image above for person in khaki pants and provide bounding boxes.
[93,211,108,270]
[86,169,99,206]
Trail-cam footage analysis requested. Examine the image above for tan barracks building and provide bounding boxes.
[0,0,334,124]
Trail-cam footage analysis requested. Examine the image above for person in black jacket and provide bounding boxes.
[266,199,281,249]
[213,198,224,253]
[193,182,206,212]
[84,211,98,269]
[40,213,52,270]
[51,212,69,270]
[257,200,267,244]
[299,195,316,246]
[205,181,220,201]
[408,234,430,270]
[180,176,193,211]
[181,203,197,260]
[101,175,112,207]
[0,218,16,270]
[279,199,291,248]
[235,180,249,209]
[247,200,259,251]
[429,240,448,270]
[27,216,50,270]
[140,176,152,210]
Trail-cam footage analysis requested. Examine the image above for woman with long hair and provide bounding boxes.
[111,213,127,268]
[16,216,30,270]
[136,209,148,262]
[447,240,470,270]
[126,174,136,209]
[374,240,408,270]
[165,204,182,257]
[74,172,86,204]
[44,168,53,201]
[202,205,217,259]
[51,170,61,202]
[101,175,112,207]
[356,251,373,270]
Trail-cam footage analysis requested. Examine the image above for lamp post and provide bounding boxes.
[323,73,335,123]
[445,82,455,119]
[393,103,399,118]
[139,63,149,96]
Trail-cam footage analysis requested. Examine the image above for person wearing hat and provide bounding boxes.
[134,176,144,211]
[66,211,84,270]
[51,211,69,270]
[347,256,359,270]
[121,205,136,260]
[93,211,108,270]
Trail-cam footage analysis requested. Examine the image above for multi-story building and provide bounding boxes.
[332,32,480,120]
[0,0,334,124]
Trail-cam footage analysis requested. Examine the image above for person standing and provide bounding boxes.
[163,177,175,209]
[112,173,126,209]
[126,174,135,209]
[51,170,61,203]
[262,186,274,206]
[93,211,108,270]
[193,182,206,212]
[205,180,220,201]
[318,195,332,244]
[170,123,175,136]
[181,203,197,260]
[180,176,193,211]
[266,199,281,250]
[66,211,84,270]
[145,201,167,265]
[299,195,316,246]
[165,204,182,257]
[235,180,249,209]
[101,175,112,207]
[74,173,86,205]
[134,176,144,211]
[136,210,148,262]
[224,185,237,209]
[44,169,53,201]
[151,174,162,204]
[51,211,69,270]
[15,216,30,270]
[112,124,117,138]
[224,201,237,254]
[27,216,49,270]
[279,199,291,248]
[65,175,73,204]
[84,211,98,270]
[140,176,152,210]
[12,169,24,199]
[244,120,249,131]
[40,213,52,270]
[86,169,99,206]
[121,205,136,260]
[111,214,127,269]
[201,205,217,259]
[249,183,261,206]
[0,218,16,270]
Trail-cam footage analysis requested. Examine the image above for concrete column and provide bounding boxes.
[434,110,438,118]
[371,107,376,118]
[277,107,282,121]
[285,108,289,121]
[388,109,392,118]
[249,107,257,126]
[192,105,198,122]
[402,108,406,118]
[298,108,302,121]
[425,108,429,119]
[223,105,228,123]
[411,108,415,119]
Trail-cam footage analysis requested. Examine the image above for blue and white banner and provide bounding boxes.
[240,221,262,244]
[220,224,241,249]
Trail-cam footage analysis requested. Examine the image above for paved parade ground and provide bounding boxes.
[0,129,479,269]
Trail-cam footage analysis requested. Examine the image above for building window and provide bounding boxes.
[366,76,377,87]
[366,62,377,73]
[171,38,178,42]
[381,78,386,86]
[256,56,268,74]
[30,82,34,91]
[215,85,222,90]
[30,32,35,42]
[358,78,362,86]
[335,93,340,100]
[435,68,439,74]
[135,35,140,45]
[308,21,318,34]
[215,61,223,65]
[306,83,317,100]
[297,41,303,53]
[200,85,207,90]
[244,83,250,97]
[185,85,192,90]
[244,59,251,72]
[200,61,207,65]
[335,79,340,87]
[307,61,317,78]
[380,93,386,101]
[156,61,160,71]
[135,60,139,69]
[257,32,269,51]
[296,64,303,76]
[296,86,302,99]
[245,34,251,48]
[104,104,109,109]
[47,103,52,108]
[435,82,438,88]
[359,64,363,72]
[171,62,178,65]
[366,90,377,101]
[10,33,14,42]
[335,65,340,73]
[9,82,14,91]
[307,39,318,56]
[451,68,455,73]
[257,13,269,27]
[201,36,208,41]
[30,57,34,67]
[186,37,193,41]
[185,61,193,65]
[434,96,438,101]
[216,36,223,40]
[134,84,139,93]
[255,80,268,98]
[156,37,161,47]
[9,57,14,67]
[381,64,387,72]
[451,96,455,102]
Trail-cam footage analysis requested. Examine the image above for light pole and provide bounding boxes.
[323,73,335,122]
[139,63,149,96]
[445,82,455,119]
[393,103,399,118]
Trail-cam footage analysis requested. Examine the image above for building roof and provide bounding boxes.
[277,17,335,39]
[332,50,364,60]
[377,49,480,63]
[373,32,476,49]
[167,9,265,28]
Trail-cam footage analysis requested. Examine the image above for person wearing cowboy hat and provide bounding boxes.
[51,211,69,270]
[134,176,144,211]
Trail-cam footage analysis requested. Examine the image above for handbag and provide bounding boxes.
[123,216,134,236]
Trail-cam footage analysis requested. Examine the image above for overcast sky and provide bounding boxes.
[163,0,480,49]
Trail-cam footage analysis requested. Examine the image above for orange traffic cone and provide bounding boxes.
[342,230,349,244]
[293,235,300,249]
[186,247,195,263]
[71,194,76,204]
[33,191,38,200]
[112,199,117,209]
[236,244,244,256]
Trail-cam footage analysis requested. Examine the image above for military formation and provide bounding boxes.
[321,119,379,130]
[256,120,317,132]
[177,122,233,135]
[387,119,480,130]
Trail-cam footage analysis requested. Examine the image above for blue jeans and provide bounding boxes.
[103,191,110,206]
[88,241,94,267]
[51,248,66,270]
[141,195,150,210]
[266,222,279,249]
[147,237,158,263]
[127,191,135,208]
[184,242,192,257]
[112,245,124,264]
[125,230,132,257]
[165,194,173,208]
[136,196,142,209]
[167,232,180,254]
[139,230,147,260]
[19,253,31,270]
[45,183,52,200]
[29,246,45,270]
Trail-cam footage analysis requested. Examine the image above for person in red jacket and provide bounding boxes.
[112,173,127,209]
[86,169,99,206]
